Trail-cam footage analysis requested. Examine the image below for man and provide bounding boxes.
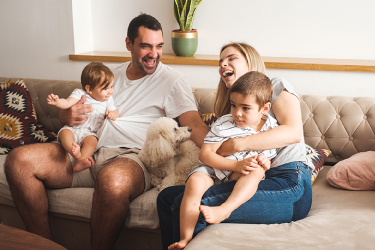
[4,13,209,250]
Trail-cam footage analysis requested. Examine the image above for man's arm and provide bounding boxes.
[178,111,210,148]
[58,95,93,127]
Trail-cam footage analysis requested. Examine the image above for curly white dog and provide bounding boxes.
[138,117,200,191]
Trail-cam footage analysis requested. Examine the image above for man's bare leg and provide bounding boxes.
[90,157,145,250]
[4,143,73,239]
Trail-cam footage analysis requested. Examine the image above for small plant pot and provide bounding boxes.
[172,29,198,57]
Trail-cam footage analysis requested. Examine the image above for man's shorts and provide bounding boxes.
[70,147,151,193]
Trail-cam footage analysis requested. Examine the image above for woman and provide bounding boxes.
[157,42,314,250]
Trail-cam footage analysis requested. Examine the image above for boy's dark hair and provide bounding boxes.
[81,62,114,90]
[127,13,163,44]
[230,71,273,110]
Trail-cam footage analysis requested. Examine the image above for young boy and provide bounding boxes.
[169,71,278,250]
[47,62,119,172]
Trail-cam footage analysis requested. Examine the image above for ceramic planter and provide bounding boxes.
[172,29,198,57]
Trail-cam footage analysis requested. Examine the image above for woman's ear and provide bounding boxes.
[262,102,271,114]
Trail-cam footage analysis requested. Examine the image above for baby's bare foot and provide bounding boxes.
[71,142,81,160]
[168,239,190,250]
[199,205,230,224]
[73,157,93,172]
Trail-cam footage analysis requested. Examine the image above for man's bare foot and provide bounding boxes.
[199,205,230,224]
[73,157,93,172]
[168,239,190,250]
[71,142,82,160]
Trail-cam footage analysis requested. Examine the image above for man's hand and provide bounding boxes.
[58,95,92,127]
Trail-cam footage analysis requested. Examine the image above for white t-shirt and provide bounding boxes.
[96,62,197,149]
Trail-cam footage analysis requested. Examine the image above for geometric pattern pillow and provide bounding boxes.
[201,113,331,184]
[0,79,56,154]
[305,144,331,183]
[201,113,218,127]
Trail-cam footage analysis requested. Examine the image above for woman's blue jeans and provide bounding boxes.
[157,161,312,250]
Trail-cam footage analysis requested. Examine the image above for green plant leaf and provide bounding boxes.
[174,0,183,29]
[185,0,202,31]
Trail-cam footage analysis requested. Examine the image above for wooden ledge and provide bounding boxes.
[69,51,375,72]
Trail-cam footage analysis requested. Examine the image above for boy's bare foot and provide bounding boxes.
[168,239,190,250]
[73,157,93,172]
[71,142,82,160]
[199,205,230,224]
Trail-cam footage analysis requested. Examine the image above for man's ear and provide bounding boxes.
[125,37,132,51]
[262,102,271,114]
[85,85,91,94]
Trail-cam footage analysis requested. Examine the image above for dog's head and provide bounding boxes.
[139,117,192,166]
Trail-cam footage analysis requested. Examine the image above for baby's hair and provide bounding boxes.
[230,71,273,110]
[81,62,114,90]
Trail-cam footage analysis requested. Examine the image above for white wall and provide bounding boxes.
[1,0,374,97]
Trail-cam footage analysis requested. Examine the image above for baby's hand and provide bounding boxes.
[105,110,117,121]
[47,94,59,106]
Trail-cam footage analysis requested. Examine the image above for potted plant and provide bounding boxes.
[172,0,203,57]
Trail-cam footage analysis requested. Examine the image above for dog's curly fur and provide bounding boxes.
[138,117,200,191]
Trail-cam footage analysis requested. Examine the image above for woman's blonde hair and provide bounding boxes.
[213,43,267,117]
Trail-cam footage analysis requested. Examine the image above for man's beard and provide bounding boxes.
[135,55,160,75]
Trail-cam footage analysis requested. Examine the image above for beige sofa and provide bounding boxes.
[0,77,374,250]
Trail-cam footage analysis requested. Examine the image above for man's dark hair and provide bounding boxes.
[127,13,163,44]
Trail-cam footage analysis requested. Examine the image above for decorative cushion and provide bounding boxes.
[201,112,218,127]
[326,151,375,190]
[0,79,56,154]
[305,144,331,183]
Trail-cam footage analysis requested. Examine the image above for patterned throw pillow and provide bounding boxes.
[305,144,331,183]
[201,113,218,127]
[0,79,56,154]
[200,113,331,183]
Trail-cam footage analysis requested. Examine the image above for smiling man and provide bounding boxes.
[5,13,209,250]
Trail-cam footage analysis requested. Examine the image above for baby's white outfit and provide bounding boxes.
[57,88,117,145]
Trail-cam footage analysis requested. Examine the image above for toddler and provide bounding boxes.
[47,62,119,172]
[169,71,278,250]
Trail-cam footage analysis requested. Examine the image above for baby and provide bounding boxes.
[47,62,119,172]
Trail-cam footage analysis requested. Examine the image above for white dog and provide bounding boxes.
[138,117,200,191]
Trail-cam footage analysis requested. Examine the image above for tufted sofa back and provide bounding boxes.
[2,77,375,165]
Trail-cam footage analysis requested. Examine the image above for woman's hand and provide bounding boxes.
[58,95,92,127]
[217,137,248,156]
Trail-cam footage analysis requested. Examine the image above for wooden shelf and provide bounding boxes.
[69,51,375,72]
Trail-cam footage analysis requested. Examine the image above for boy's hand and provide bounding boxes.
[234,157,259,175]
[253,154,271,171]
[47,94,59,105]
[105,110,119,121]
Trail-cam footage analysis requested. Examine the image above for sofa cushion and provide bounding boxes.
[185,166,375,250]
[0,79,56,154]
[326,151,375,190]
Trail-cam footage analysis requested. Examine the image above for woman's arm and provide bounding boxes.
[217,90,302,156]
